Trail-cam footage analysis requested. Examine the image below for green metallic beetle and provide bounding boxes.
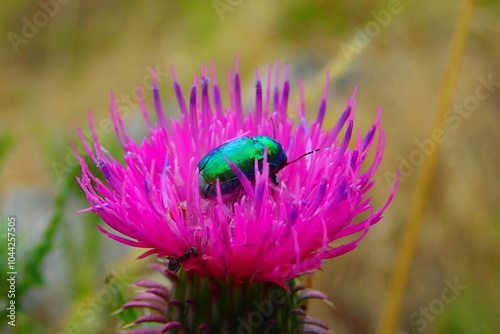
[197,136,288,199]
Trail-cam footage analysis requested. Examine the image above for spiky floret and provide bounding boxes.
[74,59,398,289]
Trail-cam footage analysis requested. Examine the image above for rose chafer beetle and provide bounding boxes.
[197,136,288,199]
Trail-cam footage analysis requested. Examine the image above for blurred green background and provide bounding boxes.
[1,0,499,333]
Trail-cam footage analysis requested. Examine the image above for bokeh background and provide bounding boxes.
[1,0,499,333]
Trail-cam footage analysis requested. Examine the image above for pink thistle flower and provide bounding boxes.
[74,59,398,290]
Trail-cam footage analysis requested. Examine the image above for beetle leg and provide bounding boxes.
[270,173,279,185]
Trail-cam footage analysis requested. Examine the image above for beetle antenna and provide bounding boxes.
[285,149,320,166]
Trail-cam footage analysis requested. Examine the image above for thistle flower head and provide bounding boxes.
[75,59,397,289]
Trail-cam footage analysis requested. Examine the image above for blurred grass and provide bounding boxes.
[0,168,68,330]
[1,0,500,333]
[0,132,15,172]
[377,0,477,333]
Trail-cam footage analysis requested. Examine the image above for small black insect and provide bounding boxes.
[168,247,198,271]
